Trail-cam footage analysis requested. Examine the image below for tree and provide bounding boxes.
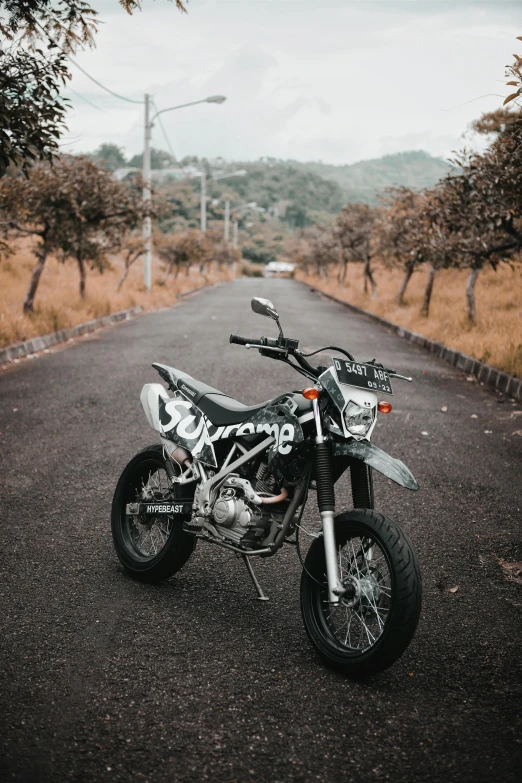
[115,234,145,291]
[0,161,69,312]
[52,156,145,298]
[155,230,211,284]
[375,186,446,314]
[89,143,127,172]
[424,120,522,323]
[335,203,378,296]
[0,155,145,308]
[471,108,521,137]
[503,37,522,108]
[241,244,276,265]
[207,230,241,271]
[287,225,338,278]
[128,148,177,170]
[284,203,312,229]
[0,47,70,177]
[375,188,426,305]
[0,0,186,175]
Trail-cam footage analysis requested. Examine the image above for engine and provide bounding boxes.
[210,477,268,546]
[209,466,288,547]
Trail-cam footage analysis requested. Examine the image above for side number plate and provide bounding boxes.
[333,359,393,395]
[126,501,193,516]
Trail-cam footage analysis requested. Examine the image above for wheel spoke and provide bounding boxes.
[325,532,392,653]
[125,467,179,559]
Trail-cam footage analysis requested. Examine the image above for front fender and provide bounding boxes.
[332,439,419,491]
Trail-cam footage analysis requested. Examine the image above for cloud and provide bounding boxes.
[62,0,520,164]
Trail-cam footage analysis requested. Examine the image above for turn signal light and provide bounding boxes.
[302,387,320,400]
[378,401,392,414]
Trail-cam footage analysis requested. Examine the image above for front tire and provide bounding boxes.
[111,445,196,583]
[300,509,421,677]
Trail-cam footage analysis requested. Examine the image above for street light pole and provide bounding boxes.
[229,202,261,249]
[141,94,226,289]
[142,93,152,291]
[200,170,206,233]
[224,199,230,242]
[199,169,246,234]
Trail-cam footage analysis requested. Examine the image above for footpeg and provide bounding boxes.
[183,517,203,534]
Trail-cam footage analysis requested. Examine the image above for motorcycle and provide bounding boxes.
[111,297,422,677]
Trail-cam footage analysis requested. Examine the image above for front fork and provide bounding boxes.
[312,398,342,605]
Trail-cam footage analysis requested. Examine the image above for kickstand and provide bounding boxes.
[242,555,269,601]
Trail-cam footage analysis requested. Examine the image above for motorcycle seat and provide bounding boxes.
[151,363,311,428]
[173,372,269,426]
[196,393,269,427]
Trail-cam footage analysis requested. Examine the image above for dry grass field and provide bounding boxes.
[0,239,235,349]
[297,263,522,379]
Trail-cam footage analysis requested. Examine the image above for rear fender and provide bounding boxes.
[332,439,419,491]
[140,383,217,467]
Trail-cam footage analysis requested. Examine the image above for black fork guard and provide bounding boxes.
[332,439,419,491]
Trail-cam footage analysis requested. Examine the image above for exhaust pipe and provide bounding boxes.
[171,445,192,467]
[259,487,288,505]
[162,438,192,467]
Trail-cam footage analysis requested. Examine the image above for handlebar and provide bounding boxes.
[230,334,412,384]
[230,332,320,380]
[229,334,265,347]
[229,334,280,348]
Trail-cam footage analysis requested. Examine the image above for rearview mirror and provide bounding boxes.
[251,297,279,320]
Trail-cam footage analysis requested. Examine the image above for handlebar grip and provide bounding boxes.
[229,334,264,347]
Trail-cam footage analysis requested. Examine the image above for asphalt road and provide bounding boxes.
[1,278,521,783]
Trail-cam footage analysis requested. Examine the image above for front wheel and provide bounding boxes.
[300,509,421,677]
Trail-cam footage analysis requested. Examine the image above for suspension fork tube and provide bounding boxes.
[313,398,342,604]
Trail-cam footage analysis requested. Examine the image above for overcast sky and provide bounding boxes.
[62,0,521,165]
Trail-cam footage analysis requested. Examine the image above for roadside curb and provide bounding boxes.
[178,283,214,298]
[0,306,143,366]
[306,284,522,403]
[0,280,224,368]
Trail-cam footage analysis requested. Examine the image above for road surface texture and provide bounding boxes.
[1,278,521,783]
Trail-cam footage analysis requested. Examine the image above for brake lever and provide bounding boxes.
[246,344,288,355]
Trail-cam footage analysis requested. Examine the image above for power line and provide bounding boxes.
[442,93,506,112]
[65,54,144,105]
[64,86,104,112]
[152,101,176,160]
[31,15,144,106]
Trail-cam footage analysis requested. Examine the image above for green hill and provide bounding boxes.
[287,151,452,205]
[87,144,452,266]
[89,144,452,217]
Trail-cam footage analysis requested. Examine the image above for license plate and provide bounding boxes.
[125,501,193,516]
[333,359,393,395]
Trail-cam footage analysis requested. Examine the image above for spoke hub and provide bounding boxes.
[340,577,359,607]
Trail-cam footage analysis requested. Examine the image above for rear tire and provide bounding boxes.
[300,508,421,677]
[111,445,196,583]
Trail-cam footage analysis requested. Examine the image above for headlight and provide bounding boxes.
[344,401,374,438]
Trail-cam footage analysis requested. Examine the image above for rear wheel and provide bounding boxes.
[300,509,421,677]
[111,445,196,583]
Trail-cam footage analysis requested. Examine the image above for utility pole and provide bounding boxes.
[141,94,226,289]
[142,93,152,292]
[200,169,207,233]
[200,170,245,236]
[229,202,259,249]
[224,199,230,241]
